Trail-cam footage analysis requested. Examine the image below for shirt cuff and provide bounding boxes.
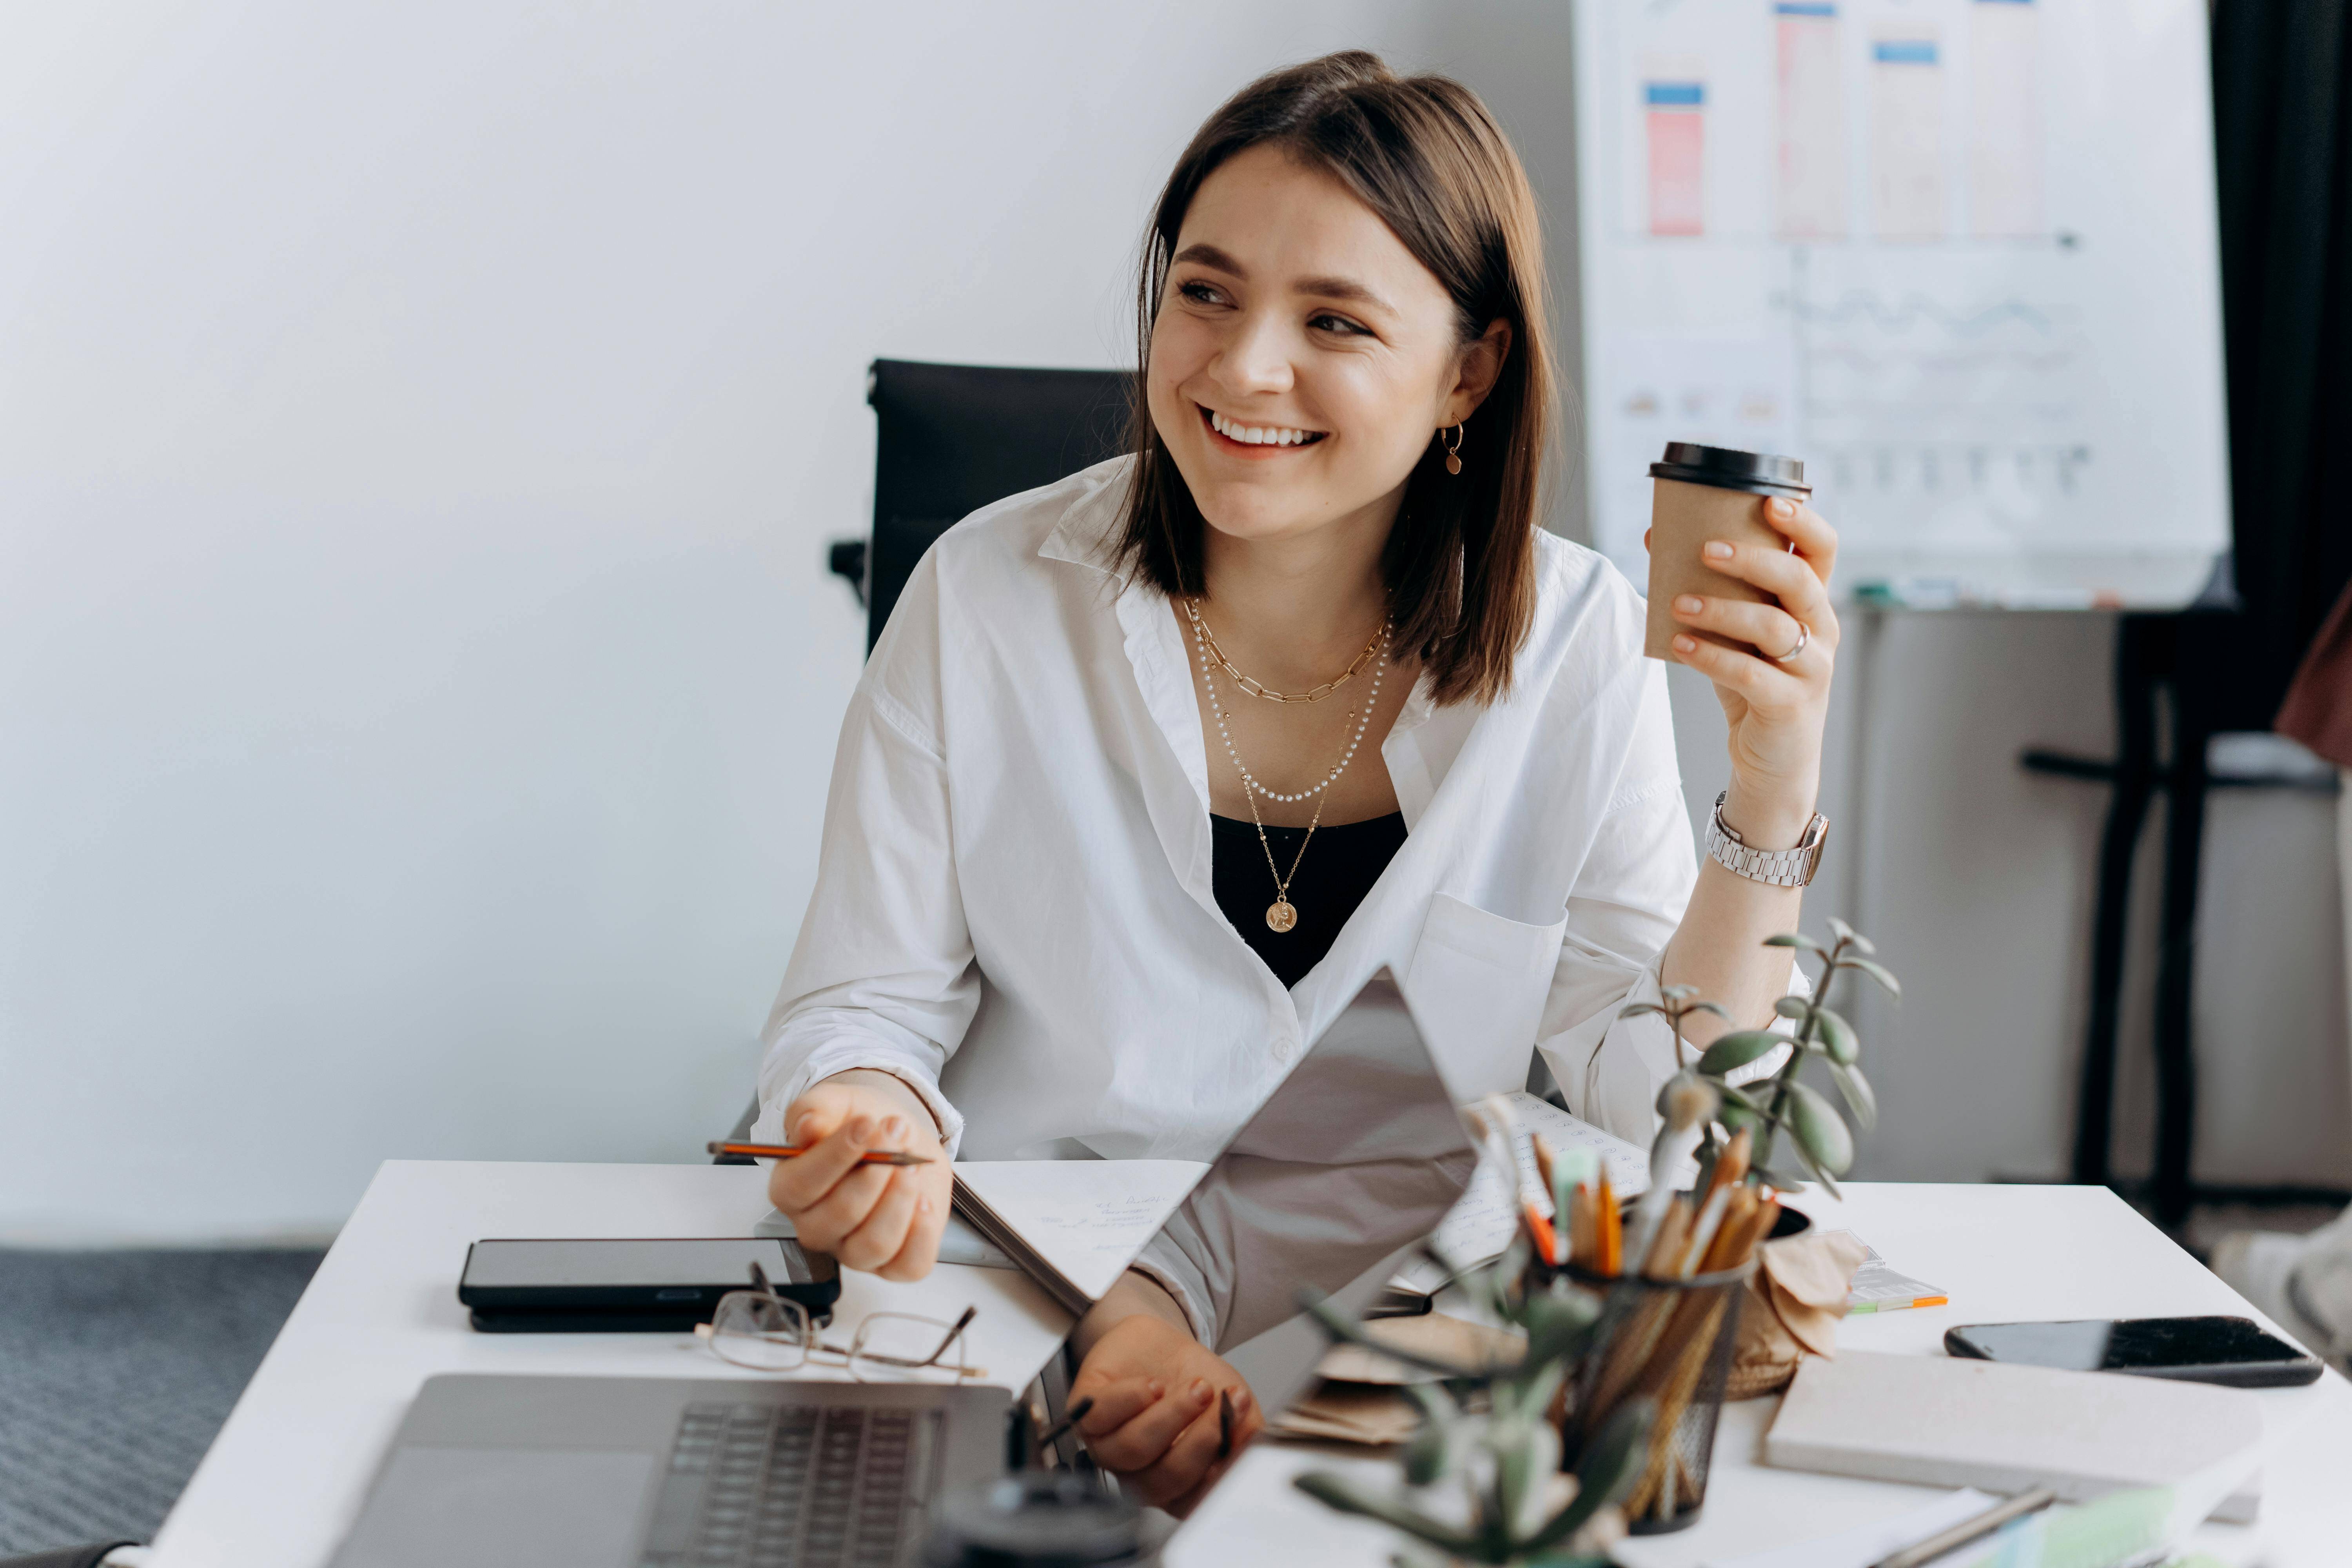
[1128,1237,1215,1345]
[755,1045,966,1158]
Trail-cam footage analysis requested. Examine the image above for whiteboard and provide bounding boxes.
[1571,0,2231,608]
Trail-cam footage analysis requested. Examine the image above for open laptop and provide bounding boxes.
[328,971,1479,1568]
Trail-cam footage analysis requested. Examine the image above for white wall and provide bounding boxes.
[0,0,1600,1243]
[4,3,2339,1244]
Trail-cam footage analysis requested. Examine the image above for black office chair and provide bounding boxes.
[832,358,1136,652]
[716,359,1133,1167]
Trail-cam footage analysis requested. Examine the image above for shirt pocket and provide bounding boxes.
[1404,891,1569,1103]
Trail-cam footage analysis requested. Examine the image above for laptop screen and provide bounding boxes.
[1066,967,1482,1502]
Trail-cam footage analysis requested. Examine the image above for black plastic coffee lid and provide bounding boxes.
[1649,442,1810,499]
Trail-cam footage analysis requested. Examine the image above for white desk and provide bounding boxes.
[151,1161,1073,1568]
[1171,1183,2352,1568]
[156,1170,2352,1568]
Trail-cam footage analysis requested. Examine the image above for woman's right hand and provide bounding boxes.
[767,1070,950,1281]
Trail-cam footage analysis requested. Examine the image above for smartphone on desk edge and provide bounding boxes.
[1944,1314,2323,1388]
[458,1236,839,1332]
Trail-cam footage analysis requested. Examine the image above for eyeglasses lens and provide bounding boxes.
[710,1292,809,1371]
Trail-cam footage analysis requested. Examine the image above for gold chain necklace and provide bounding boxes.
[1182,599,1385,703]
[1191,612,1388,931]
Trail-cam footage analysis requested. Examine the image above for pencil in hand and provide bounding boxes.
[705,1140,934,1167]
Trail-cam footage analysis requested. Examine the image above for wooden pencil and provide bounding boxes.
[1596,1173,1621,1276]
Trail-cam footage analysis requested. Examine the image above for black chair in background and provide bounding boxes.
[2024,601,2344,1232]
[717,359,1133,1167]
[830,358,1136,652]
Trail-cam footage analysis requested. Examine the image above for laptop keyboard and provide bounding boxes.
[639,1401,938,1568]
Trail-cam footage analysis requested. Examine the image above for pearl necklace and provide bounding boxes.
[1189,607,1389,931]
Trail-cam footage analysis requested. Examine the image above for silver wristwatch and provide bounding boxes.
[1706,791,1828,887]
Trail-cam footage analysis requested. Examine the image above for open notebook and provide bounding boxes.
[757,1087,1648,1318]
[947,1160,1206,1315]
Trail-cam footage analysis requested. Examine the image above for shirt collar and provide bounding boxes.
[1036,459,1131,576]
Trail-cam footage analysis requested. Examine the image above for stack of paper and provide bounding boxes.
[1764,1350,2264,1523]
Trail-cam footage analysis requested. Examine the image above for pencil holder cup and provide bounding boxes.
[1558,1255,1756,1535]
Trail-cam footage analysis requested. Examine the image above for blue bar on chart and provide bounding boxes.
[1644,75,1706,237]
[1870,31,1945,241]
[1969,0,2043,237]
[1774,2,1846,238]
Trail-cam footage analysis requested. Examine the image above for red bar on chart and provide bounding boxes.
[1969,0,2043,237]
[1645,77,1706,236]
[1775,2,1846,238]
[1870,31,1945,241]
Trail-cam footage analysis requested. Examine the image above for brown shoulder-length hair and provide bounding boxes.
[1113,51,1553,708]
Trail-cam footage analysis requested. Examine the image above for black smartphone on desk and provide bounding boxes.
[459,1237,839,1332]
[1945,1314,2323,1388]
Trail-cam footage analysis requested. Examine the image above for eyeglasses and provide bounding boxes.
[694,1263,986,1383]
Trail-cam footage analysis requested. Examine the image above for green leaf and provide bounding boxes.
[1293,1473,1479,1553]
[1696,1029,1784,1076]
[1680,1000,1732,1022]
[1837,956,1903,999]
[1520,1398,1655,1553]
[1492,1416,1564,1537]
[1751,1163,1811,1191]
[1829,1062,1878,1132]
[1788,1135,1844,1200]
[1815,1006,1858,1065]
[1616,1002,1662,1020]
[1519,1285,1601,1372]
[1826,916,1877,956]
[1763,932,1825,951]
[1786,1081,1855,1175]
[1400,1416,1454,1486]
[1718,1098,1758,1133]
[1661,983,1702,1001]
[1774,995,1813,1021]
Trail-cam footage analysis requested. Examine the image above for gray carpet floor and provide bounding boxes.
[0,1249,325,1556]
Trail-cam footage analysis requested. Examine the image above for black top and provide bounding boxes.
[1210,811,1408,989]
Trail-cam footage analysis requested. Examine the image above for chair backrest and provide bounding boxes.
[864,358,1133,651]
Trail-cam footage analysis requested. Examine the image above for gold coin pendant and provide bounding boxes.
[1445,453,1463,475]
[1265,900,1298,933]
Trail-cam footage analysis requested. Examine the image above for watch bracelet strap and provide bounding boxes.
[1706,790,1827,888]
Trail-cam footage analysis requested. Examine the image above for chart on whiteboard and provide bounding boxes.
[1572,0,2231,607]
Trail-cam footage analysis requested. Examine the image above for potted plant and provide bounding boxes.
[1293,1247,1654,1566]
[1633,917,1896,1197]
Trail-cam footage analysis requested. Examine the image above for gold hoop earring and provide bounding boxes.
[1442,424,1465,476]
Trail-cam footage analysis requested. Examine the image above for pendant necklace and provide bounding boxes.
[1187,600,1389,932]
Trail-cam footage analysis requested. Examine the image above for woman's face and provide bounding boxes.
[1147,143,1507,548]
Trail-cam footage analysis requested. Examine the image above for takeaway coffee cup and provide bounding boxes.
[1643,442,1811,660]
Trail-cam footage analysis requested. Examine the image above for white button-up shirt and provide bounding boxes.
[753,456,1702,1160]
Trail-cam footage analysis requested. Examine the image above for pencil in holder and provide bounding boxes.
[1557,1256,1755,1535]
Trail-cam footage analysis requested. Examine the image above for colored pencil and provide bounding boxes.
[706,1140,933,1167]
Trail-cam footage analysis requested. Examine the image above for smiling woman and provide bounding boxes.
[1119,55,1548,715]
[754,49,1844,1515]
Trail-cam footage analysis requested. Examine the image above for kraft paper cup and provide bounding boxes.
[1643,443,1811,661]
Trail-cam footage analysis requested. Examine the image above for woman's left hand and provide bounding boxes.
[1663,495,1839,836]
[1069,1314,1261,1515]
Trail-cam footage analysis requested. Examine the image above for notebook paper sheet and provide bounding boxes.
[949,1159,1206,1303]
[1397,1092,1661,1291]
